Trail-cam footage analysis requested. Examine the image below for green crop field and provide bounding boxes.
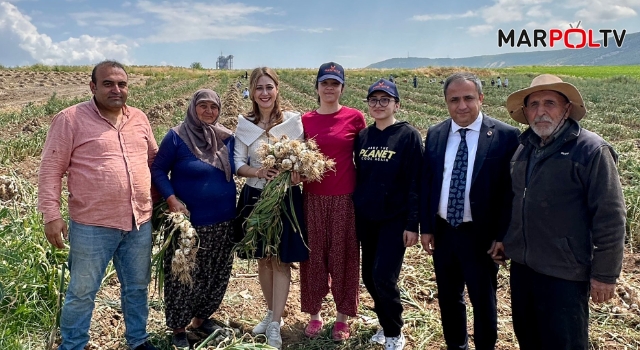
[0,65,639,350]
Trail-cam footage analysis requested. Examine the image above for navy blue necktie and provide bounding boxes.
[447,128,468,227]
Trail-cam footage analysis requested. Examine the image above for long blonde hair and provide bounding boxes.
[246,67,283,131]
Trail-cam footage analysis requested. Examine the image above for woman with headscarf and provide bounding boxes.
[234,67,308,349]
[151,89,236,349]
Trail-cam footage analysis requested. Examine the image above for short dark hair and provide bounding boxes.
[443,72,483,98]
[523,90,570,106]
[91,60,127,84]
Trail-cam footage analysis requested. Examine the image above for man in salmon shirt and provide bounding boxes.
[38,60,158,350]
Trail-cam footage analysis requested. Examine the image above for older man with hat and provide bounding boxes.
[499,74,626,349]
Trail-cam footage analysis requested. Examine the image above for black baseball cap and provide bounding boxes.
[316,62,345,84]
[367,78,400,100]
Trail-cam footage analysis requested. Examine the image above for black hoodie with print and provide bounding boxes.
[353,121,423,232]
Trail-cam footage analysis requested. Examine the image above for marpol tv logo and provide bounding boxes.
[498,21,627,49]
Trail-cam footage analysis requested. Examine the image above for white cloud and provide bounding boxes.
[484,0,638,25]
[71,11,145,27]
[475,0,558,24]
[561,0,639,22]
[0,2,132,65]
[301,27,332,33]
[38,21,57,29]
[523,18,573,30]
[572,0,640,8]
[468,24,494,36]
[526,5,552,18]
[411,11,475,21]
[137,0,279,42]
[575,2,637,22]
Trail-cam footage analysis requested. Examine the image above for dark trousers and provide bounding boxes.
[357,217,407,337]
[510,262,589,350]
[433,217,498,350]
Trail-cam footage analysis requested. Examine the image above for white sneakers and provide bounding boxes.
[370,328,385,345]
[385,333,406,350]
[253,311,284,349]
[371,328,406,349]
[266,321,283,349]
[252,310,283,335]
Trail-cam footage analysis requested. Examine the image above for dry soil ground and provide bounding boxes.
[0,70,146,112]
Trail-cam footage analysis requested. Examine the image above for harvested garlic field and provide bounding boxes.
[1,65,639,350]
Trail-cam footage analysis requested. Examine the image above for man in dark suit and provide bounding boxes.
[420,72,520,350]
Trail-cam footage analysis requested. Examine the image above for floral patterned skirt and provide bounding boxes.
[163,220,234,329]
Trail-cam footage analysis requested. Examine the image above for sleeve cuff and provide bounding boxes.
[43,211,62,225]
[590,275,618,284]
[405,221,419,233]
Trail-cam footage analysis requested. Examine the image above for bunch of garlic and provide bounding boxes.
[255,135,336,182]
[167,212,199,285]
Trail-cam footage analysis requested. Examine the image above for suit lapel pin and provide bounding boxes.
[487,130,493,136]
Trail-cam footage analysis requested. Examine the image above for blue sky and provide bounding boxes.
[1,0,639,69]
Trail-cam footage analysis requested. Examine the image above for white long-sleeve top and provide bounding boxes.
[234,111,304,189]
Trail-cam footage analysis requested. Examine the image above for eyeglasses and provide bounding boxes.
[367,97,394,107]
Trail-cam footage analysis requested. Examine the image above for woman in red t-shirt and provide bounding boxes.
[300,62,366,341]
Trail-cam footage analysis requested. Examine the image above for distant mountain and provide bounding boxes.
[367,31,640,68]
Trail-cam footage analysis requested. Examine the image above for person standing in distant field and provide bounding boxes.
[38,60,158,350]
[490,79,495,87]
[354,79,423,350]
[504,77,509,88]
[501,74,626,350]
[300,61,366,342]
[151,89,236,349]
[242,87,249,99]
[413,75,418,88]
[389,74,394,83]
[496,77,501,88]
[420,72,520,350]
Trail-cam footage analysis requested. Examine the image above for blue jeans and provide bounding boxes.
[59,220,152,350]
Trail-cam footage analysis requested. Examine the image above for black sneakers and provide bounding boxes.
[171,332,189,349]
[191,318,221,337]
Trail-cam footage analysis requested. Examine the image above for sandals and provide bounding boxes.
[332,321,350,341]
[304,319,323,338]
[304,319,350,341]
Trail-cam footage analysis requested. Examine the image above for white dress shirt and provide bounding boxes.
[437,113,483,223]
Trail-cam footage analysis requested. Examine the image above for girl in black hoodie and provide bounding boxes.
[353,79,423,350]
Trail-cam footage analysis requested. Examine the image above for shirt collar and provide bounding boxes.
[235,112,303,146]
[450,112,483,134]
